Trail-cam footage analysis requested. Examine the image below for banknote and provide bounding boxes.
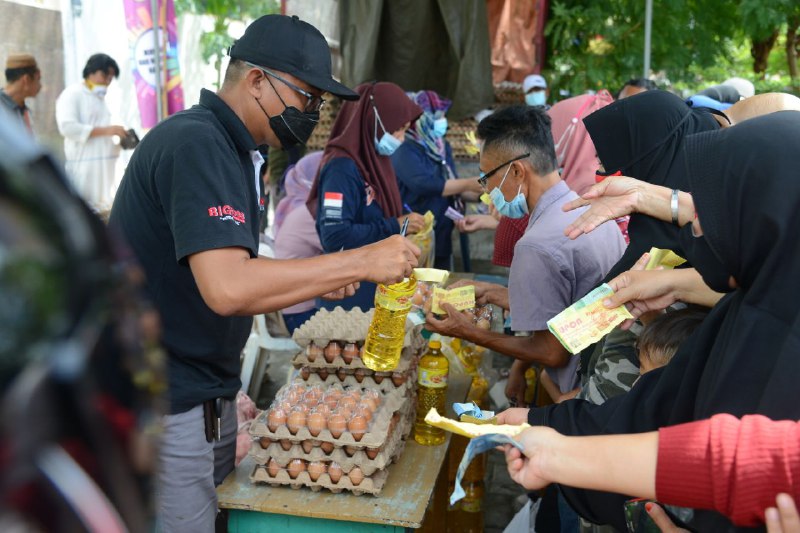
[450,433,524,505]
[645,247,686,270]
[547,283,633,354]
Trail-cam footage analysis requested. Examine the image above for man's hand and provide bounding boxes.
[425,302,477,340]
[447,279,504,307]
[397,212,426,235]
[504,426,561,491]
[321,283,360,300]
[359,235,420,285]
[456,214,499,233]
[506,359,530,407]
[495,407,530,425]
[562,176,645,240]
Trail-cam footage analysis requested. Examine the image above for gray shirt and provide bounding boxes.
[509,180,626,392]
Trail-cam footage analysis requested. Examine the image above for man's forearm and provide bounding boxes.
[456,327,566,367]
[486,286,510,309]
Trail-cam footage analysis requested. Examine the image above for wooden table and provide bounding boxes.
[218,370,471,532]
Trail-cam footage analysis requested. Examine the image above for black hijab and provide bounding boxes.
[534,111,800,531]
[583,90,720,281]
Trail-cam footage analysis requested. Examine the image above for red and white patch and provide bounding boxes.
[323,192,343,208]
[208,204,246,225]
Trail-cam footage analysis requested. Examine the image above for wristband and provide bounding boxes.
[671,189,680,225]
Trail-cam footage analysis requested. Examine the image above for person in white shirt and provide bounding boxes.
[56,53,128,210]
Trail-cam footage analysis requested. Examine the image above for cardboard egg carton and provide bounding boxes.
[292,344,419,376]
[250,461,390,496]
[297,368,418,395]
[250,399,415,477]
[291,306,425,352]
[250,384,410,450]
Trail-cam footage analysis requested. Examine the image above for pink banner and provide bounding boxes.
[123,0,184,128]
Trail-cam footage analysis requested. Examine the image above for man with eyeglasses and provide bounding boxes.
[427,105,625,407]
[109,15,420,531]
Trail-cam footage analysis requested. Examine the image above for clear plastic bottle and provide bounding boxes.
[362,276,417,371]
[414,338,449,445]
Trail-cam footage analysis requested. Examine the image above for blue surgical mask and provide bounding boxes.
[525,91,546,107]
[373,105,402,156]
[489,164,528,218]
[432,117,448,138]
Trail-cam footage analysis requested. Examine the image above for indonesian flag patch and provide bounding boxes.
[323,192,343,208]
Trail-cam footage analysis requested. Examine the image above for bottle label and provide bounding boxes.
[418,367,448,388]
[461,498,481,512]
[375,285,413,311]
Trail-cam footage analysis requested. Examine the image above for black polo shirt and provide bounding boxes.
[109,89,262,414]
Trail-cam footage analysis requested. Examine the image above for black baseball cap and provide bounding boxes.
[229,15,358,101]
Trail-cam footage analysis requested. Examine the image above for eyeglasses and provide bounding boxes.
[245,61,326,113]
[477,153,530,190]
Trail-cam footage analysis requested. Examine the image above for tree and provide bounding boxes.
[174,0,279,88]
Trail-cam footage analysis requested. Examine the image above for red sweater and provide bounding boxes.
[656,414,800,527]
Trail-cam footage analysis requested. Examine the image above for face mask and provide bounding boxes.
[255,96,319,148]
[373,106,402,156]
[489,164,528,219]
[525,92,546,107]
[677,224,733,293]
[91,85,108,99]
[432,117,448,138]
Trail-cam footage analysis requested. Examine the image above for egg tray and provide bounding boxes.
[250,384,410,449]
[297,367,418,396]
[250,400,414,477]
[293,344,420,379]
[250,460,390,496]
[291,306,425,351]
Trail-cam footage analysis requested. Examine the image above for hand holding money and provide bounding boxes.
[504,426,563,491]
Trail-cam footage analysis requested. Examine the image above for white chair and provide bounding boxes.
[240,313,300,399]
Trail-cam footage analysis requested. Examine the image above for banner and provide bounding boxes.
[123,0,184,128]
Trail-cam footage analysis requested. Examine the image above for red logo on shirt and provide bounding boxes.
[208,205,246,225]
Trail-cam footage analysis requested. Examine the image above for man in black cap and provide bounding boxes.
[109,15,419,531]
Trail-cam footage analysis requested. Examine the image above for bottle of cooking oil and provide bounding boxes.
[362,276,417,371]
[524,367,538,405]
[415,337,449,445]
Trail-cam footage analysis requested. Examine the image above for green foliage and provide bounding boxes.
[543,0,800,97]
[174,0,280,86]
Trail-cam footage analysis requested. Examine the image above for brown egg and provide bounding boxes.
[391,372,406,386]
[300,366,310,380]
[476,318,491,330]
[324,398,339,411]
[304,387,323,403]
[301,439,314,454]
[337,406,353,420]
[306,343,322,362]
[354,368,366,383]
[287,410,307,435]
[318,368,329,380]
[349,466,364,486]
[342,343,358,364]
[313,404,331,418]
[307,461,326,482]
[373,372,385,384]
[285,389,303,404]
[328,462,343,483]
[320,441,334,454]
[287,459,306,479]
[361,397,378,413]
[344,445,358,457]
[323,341,341,363]
[336,368,348,382]
[365,448,379,460]
[411,290,425,307]
[267,408,287,433]
[307,411,327,437]
[279,439,292,451]
[348,415,368,441]
[338,396,356,411]
[267,458,281,478]
[278,401,293,414]
[259,436,272,449]
[327,412,347,438]
[355,405,373,423]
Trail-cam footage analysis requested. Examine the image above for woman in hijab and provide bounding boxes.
[391,90,482,270]
[307,82,423,311]
[274,151,324,332]
[500,110,800,531]
[583,89,720,281]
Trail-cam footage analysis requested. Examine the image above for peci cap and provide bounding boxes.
[229,14,358,100]
[6,54,37,70]
[523,74,547,93]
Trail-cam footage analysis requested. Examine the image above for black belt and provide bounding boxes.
[202,398,224,443]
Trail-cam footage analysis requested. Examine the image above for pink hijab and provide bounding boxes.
[274,151,323,234]
[547,90,614,195]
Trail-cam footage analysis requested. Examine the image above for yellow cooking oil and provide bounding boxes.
[414,338,449,445]
[362,276,417,371]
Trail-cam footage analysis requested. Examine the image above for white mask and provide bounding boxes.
[91,85,108,99]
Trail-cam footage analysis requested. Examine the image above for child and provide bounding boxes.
[636,307,708,375]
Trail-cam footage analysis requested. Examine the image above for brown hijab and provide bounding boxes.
[307,82,422,218]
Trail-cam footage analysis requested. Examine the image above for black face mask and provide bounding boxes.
[678,224,733,293]
[254,95,319,149]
